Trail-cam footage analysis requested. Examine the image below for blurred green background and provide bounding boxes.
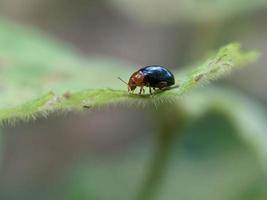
[0,0,267,200]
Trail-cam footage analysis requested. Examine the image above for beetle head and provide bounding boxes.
[128,71,144,91]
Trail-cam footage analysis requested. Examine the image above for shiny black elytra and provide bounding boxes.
[127,65,175,94]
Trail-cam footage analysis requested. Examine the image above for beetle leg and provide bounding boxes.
[139,86,144,94]
[157,81,168,90]
[149,87,152,94]
[130,87,136,94]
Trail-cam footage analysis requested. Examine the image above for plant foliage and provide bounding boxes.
[0,20,259,124]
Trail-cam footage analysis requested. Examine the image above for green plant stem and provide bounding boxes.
[136,126,176,200]
[136,105,187,200]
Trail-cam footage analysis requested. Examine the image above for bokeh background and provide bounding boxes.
[0,0,267,200]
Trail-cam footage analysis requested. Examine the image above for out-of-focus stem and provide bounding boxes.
[136,104,187,200]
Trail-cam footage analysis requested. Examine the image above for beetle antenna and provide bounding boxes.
[117,77,128,85]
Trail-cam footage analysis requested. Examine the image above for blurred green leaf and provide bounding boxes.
[181,87,267,172]
[0,20,258,124]
[58,113,267,200]
[0,19,131,107]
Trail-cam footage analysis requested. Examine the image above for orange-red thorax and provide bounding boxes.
[128,71,145,91]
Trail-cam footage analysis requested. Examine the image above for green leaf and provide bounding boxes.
[170,43,259,97]
[0,20,259,124]
[181,87,267,172]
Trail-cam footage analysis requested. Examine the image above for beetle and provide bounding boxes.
[119,65,175,95]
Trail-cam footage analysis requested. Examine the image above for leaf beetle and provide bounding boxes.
[119,65,175,95]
